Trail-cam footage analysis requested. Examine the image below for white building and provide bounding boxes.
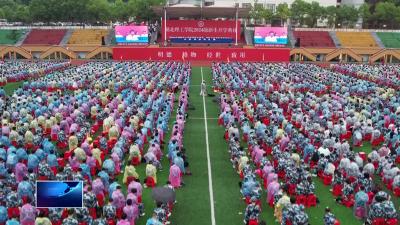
[170,0,363,10]
[207,0,339,11]
[340,0,364,8]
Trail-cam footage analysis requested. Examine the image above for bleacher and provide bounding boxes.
[0,30,26,45]
[335,32,379,47]
[67,29,110,45]
[376,32,400,48]
[23,29,66,45]
[292,31,335,47]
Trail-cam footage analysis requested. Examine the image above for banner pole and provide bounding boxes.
[164,7,167,45]
[235,7,238,46]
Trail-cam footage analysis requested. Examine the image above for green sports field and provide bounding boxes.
[3,66,398,225]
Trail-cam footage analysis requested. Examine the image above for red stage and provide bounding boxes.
[113,47,290,62]
[162,20,240,41]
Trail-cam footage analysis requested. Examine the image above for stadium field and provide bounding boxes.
[2,66,398,225]
[109,66,396,225]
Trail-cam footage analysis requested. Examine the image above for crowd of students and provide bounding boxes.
[0,59,398,225]
[0,61,191,225]
[214,62,399,225]
[0,61,70,85]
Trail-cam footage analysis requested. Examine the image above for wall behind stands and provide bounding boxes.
[113,47,290,62]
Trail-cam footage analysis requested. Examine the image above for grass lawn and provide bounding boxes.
[3,81,23,95]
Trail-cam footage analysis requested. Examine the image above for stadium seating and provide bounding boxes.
[23,29,66,45]
[335,32,379,47]
[292,31,335,47]
[67,29,110,45]
[376,32,400,48]
[0,30,26,45]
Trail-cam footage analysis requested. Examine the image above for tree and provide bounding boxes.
[0,8,5,19]
[275,3,290,26]
[358,3,372,28]
[29,0,61,22]
[290,0,309,27]
[87,0,111,23]
[1,0,164,23]
[375,1,400,28]
[336,5,359,28]
[305,1,324,27]
[323,6,337,28]
[250,1,273,24]
[15,5,31,22]
[130,0,164,22]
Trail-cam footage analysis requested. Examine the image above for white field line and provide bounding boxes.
[201,67,216,225]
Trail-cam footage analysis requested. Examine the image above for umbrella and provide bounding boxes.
[151,187,176,204]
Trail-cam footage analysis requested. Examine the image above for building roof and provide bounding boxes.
[152,6,251,18]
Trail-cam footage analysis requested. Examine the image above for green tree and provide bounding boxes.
[30,0,59,22]
[15,5,31,22]
[375,1,399,28]
[87,0,111,23]
[305,1,323,27]
[358,3,372,28]
[336,5,358,28]
[0,8,5,19]
[275,3,290,26]
[130,0,164,22]
[323,6,337,28]
[250,1,273,24]
[290,0,310,26]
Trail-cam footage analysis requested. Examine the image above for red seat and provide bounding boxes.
[61,209,68,219]
[64,150,72,160]
[306,194,317,207]
[107,219,115,225]
[7,207,19,218]
[386,179,393,190]
[332,184,343,196]
[394,187,400,197]
[342,196,354,208]
[278,170,285,179]
[218,117,223,126]
[372,218,386,225]
[268,197,274,207]
[51,220,62,225]
[323,174,333,185]
[288,184,296,195]
[359,152,366,161]
[116,208,123,219]
[296,195,306,206]
[386,218,398,225]
[248,219,258,225]
[23,29,66,45]
[89,208,96,219]
[126,176,135,185]
[131,156,141,166]
[292,31,335,48]
[96,194,104,207]
[51,133,58,141]
[146,177,156,188]
[373,161,379,169]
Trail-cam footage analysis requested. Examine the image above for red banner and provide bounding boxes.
[113,47,290,62]
[162,20,240,40]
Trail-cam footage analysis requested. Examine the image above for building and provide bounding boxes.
[213,0,338,8]
[340,0,364,8]
[169,0,364,11]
